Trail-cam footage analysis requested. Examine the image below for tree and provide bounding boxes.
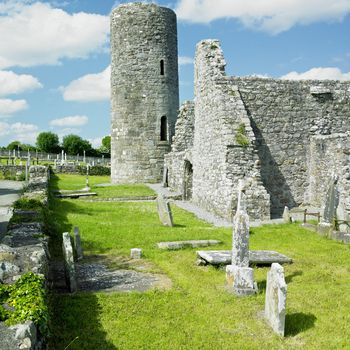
[21,144,36,152]
[62,134,93,155]
[7,141,22,151]
[36,132,60,153]
[101,135,111,153]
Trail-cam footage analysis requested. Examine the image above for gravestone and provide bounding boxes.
[226,185,257,296]
[156,194,173,227]
[62,232,77,292]
[265,263,287,336]
[73,227,83,261]
[130,248,142,259]
[323,176,339,224]
[282,206,291,223]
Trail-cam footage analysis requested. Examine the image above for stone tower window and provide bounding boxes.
[160,116,167,141]
[160,60,165,75]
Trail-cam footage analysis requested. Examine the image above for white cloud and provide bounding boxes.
[0,121,39,143]
[179,56,194,65]
[62,66,110,102]
[175,0,350,34]
[89,137,103,148]
[0,1,109,68]
[50,115,88,127]
[0,99,28,116]
[0,70,42,96]
[281,67,350,80]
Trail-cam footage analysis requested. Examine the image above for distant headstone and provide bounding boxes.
[323,176,339,224]
[156,195,173,227]
[62,232,77,292]
[130,248,142,259]
[73,227,83,261]
[265,263,287,336]
[226,186,257,296]
[282,206,291,223]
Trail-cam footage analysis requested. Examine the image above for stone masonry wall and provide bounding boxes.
[164,101,194,192]
[190,40,270,220]
[309,133,350,225]
[230,77,350,216]
[110,3,179,183]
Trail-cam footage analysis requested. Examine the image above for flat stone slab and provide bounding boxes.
[197,250,292,266]
[157,240,222,250]
[55,192,97,198]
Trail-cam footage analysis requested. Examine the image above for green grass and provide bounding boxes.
[50,173,155,198]
[48,175,350,349]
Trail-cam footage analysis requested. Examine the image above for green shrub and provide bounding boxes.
[13,197,44,211]
[0,273,48,335]
[235,123,250,148]
[77,165,110,176]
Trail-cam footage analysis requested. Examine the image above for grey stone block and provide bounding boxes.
[130,248,142,259]
[157,195,173,227]
[62,232,77,293]
[157,239,221,250]
[73,226,83,261]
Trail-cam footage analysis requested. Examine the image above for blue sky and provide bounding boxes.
[0,0,349,147]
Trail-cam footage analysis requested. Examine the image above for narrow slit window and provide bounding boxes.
[160,60,165,75]
[160,116,167,141]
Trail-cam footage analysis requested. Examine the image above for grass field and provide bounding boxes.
[48,175,350,350]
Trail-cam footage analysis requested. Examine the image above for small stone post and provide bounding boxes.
[265,263,287,336]
[62,232,77,292]
[130,248,142,259]
[73,227,83,261]
[282,206,291,223]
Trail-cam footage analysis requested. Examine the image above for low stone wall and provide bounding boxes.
[0,166,50,350]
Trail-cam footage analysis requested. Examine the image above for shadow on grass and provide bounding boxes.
[285,270,303,284]
[49,292,116,350]
[285,312,317,336]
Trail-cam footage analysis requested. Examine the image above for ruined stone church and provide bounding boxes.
[110,3,350,222]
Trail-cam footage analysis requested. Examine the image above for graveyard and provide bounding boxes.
[41,173,349,349]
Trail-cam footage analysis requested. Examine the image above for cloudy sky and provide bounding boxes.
[0,0,349,147]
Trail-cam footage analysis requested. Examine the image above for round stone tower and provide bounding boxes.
[110,3,179,183]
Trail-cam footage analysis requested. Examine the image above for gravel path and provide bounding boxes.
[0,180,23,236]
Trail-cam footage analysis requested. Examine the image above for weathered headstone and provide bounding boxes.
[265,263,287,336]
[73,227,83,261]
[226,185,257,296]
[156,194,173,227]
[62,232,77,292]
[282,206,291,223]
[323,175,339,224]
[130,248,142,259]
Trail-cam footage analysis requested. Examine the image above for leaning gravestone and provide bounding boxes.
[156,194,173,227]
[62,232,77,292]
[265,263,287,336]
[73,227,83,261]
[226,183,257,296]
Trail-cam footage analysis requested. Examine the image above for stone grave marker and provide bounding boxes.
[130,248,142,259]
[323,175,339,224]
[265,263,287,336]
[73,226,83,261]
[156,194,173,227]
[62,232,77,292]
[226,186,257,296]
[282,206,291,223]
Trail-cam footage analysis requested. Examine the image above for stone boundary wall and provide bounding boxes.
[0,166,50,349]
[229,76,350,216]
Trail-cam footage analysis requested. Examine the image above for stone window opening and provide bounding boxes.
[160,60,165,75]
[160,116,167,141]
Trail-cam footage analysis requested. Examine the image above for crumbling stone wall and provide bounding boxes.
[1,166,49,349]
[231,77,350,216]
[309,133,350,224]
[110,3,179,183]
[164,101,194,192]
